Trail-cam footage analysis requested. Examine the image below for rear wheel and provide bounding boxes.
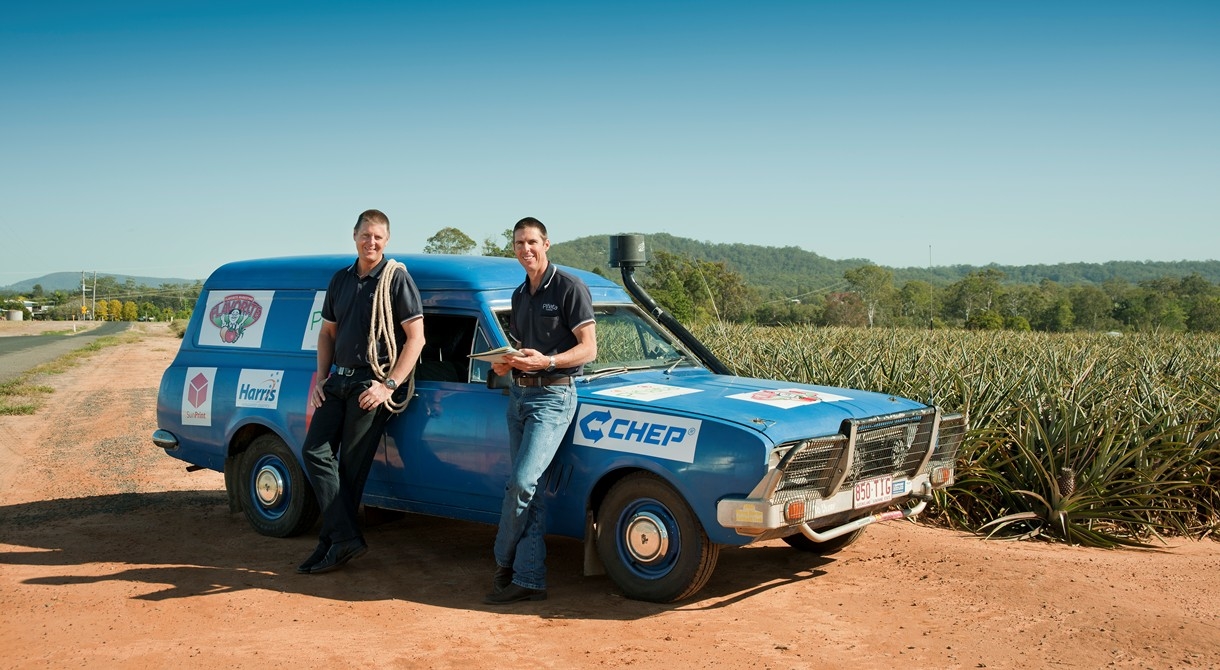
[235,434,318,537]
[782,527,865,555]
[596,473,719,603]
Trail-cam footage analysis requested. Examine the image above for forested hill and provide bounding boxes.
[4,271,196,294]
[549,233,1220,293]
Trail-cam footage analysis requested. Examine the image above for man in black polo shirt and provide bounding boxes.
[298,209,425,575]
[485,216,598,604]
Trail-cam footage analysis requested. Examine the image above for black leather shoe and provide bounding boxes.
[296,541,331,574]
[308,538,368,574]
[492,566,513,594]
[483,583,546,604]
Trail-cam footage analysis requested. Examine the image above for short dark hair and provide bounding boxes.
[513,216,547,239]
[354,209,390,233]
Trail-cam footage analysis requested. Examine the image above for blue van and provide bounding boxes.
[153,237,965,602]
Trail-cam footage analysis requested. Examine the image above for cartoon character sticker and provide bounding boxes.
[197,290,274,348]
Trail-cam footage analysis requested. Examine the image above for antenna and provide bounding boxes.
[928,244,936,406]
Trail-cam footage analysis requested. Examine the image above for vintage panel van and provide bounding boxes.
[153,235,965,602]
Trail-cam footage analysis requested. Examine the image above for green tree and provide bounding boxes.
[843,264,895,328]
[1069,284,1115,331]
[945,268,1005,324]
[1042,298,1075,333]
[424,227,476,255]
[822,292,867,327]
[895,280,938,329]
[481,229,515,258]
[966,309,1004,330]
[1188,296,1220,332]
[644,251,756,323]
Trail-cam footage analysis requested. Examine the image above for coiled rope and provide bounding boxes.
[367,259,414,414]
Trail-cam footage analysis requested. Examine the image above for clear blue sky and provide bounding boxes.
[2,1,1217,283]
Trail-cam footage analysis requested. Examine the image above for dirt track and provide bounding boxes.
[1,322,1218,669]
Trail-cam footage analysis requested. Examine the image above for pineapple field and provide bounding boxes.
[694,324,1220,547]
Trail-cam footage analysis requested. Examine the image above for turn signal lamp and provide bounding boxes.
[784,500,806,522]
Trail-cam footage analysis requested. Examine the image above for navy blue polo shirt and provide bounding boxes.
[322,257,423,369]
[510,262,595,377]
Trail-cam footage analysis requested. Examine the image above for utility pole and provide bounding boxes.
[81,271,88,321]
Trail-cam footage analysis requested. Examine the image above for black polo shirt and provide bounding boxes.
[322,257,423,369]
[509,262,595,377]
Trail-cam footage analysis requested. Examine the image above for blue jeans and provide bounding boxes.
[301,370,391,545]
[492,382,577,591]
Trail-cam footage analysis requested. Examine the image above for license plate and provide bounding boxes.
[854,475,893,508]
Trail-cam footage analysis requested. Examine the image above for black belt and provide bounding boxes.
[513,375,572,387]
[333,365,369,376]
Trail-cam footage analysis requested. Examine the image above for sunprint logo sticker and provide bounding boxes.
[182,367,216,426]
[301,290,326,351]
[198,290,274,348]
[235,369,283,409]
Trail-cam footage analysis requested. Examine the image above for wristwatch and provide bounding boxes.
[545,356,556,373]
[384,378,398,391]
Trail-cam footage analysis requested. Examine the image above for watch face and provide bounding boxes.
[385,379,397,390]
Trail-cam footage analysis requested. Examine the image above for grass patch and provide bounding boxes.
[0,330,144,415]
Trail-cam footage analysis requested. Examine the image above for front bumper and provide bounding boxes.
[717,409,966,541]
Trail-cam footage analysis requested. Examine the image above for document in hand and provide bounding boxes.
[469,345,525,363]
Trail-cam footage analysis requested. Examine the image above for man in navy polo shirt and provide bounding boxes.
[486,216,598,604]
[298,209,425,575]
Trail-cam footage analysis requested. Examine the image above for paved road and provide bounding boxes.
[0,322,132,384]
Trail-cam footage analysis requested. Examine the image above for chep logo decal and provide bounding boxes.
[573,405,700,463]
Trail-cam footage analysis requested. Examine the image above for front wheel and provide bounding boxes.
[596,472,719,603]
[235,434,319,537]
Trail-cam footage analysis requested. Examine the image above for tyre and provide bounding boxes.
[235,434,319,537]
[781,526,865,555]
[596,472,720,603]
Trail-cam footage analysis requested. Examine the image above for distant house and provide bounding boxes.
[21,300,52,320]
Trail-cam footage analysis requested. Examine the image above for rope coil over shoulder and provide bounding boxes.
[367,259,414,414]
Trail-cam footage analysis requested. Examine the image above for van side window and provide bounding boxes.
[416,314,477,383]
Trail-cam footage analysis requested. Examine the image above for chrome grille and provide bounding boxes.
[840,410,935,491]
[931,413,967,464]
[767,409,967,506]
[772,435,847,504]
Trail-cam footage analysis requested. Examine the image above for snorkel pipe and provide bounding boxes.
[609,234,733,376]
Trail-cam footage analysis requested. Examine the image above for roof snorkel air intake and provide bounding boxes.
[609,234,732,376]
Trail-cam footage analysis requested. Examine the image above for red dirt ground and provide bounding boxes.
[1,322,1217,669]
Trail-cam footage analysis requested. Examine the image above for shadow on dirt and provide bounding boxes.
[0,491,835,619]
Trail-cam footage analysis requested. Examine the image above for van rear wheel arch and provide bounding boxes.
[233,433,318,537]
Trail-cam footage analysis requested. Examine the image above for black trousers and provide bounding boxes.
[300,370,391,545]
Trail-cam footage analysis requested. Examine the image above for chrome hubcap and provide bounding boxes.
[255,466,285,507]
[624,511,669,564]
